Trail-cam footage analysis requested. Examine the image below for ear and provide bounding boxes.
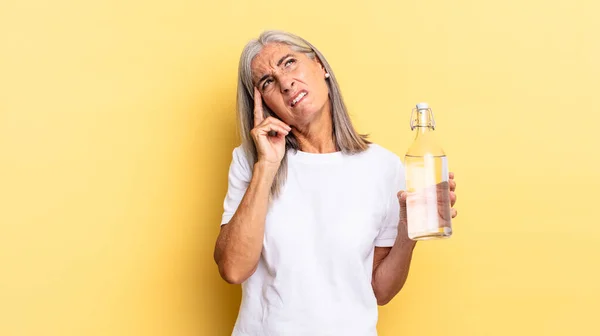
[315,58,327,75]
[309,54,323,68]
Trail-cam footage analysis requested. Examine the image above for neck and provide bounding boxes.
[292,104,336,153]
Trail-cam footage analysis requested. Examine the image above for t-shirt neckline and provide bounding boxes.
[288,148,344,164]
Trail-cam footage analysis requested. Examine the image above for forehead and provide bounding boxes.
[251,43,296,79]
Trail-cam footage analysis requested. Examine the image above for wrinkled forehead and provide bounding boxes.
[250,43,297,83]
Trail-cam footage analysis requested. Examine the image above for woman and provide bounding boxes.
[214,30,458,336]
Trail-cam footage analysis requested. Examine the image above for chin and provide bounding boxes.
[293,108,318,123]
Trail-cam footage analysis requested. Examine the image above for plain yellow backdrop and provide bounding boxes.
[1,0,599,335]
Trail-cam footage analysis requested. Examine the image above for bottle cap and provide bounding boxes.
[416,102,429,110]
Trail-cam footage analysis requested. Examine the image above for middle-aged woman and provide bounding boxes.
[214,30,458,336]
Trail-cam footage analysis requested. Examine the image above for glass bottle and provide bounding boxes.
[404,102,452,240]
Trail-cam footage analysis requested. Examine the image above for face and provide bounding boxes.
[251,43,330,129]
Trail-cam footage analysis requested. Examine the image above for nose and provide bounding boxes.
[279,73,295,93]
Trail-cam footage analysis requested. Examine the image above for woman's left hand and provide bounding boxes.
[397,172,458,239]
[448,171,457,218]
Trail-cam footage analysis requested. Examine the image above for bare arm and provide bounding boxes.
[372,174,458,305]
[214,87,291,285]
[371,242,416,305]
[214,161,279,284]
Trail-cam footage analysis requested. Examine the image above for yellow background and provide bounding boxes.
[2,0,599,335]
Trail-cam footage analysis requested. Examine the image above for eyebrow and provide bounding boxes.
[256,53,294,86]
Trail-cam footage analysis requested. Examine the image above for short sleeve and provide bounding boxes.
[220,146,253,225]
[374,156,406,247]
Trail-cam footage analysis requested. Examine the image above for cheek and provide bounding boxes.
[305,67,326,90]
[312,76,329,102]
[263,94,290,117]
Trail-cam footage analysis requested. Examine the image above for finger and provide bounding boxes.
[449,171,455,180]
[273,129,288,140]
[262,116,292,132]
[450,191,457,207]
[397,190,407,202]
[397,191,408,225]
[253,87,264,127]
[258,123,290,137]
[451,208,458,218]
[449,179,456,192]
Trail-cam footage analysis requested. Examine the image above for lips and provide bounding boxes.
[289,90,308,107]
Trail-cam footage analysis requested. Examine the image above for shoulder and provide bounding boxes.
[228,144,253,178]
[230,144,252,163]
[231,144,247,160]
[363,143,406,190]
[362,143,403,168]
[363,143,405,184]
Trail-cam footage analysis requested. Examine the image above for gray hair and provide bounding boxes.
[236,30,370,198]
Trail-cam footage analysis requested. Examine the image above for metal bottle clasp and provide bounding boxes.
[410,107,436,130]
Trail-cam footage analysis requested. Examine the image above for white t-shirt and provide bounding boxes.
[220,143,406,336]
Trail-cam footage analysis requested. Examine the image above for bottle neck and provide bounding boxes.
[406,105,445,157]
[415,126,434,137]
[411,108,436,137]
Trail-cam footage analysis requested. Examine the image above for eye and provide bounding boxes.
[284,58,296,67]
[262,78,273,89]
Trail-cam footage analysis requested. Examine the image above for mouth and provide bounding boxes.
[290,90,308,107]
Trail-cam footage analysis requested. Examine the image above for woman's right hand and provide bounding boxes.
[250,87,291,166]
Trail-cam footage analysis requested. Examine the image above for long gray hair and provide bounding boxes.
[236,30,370,198]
